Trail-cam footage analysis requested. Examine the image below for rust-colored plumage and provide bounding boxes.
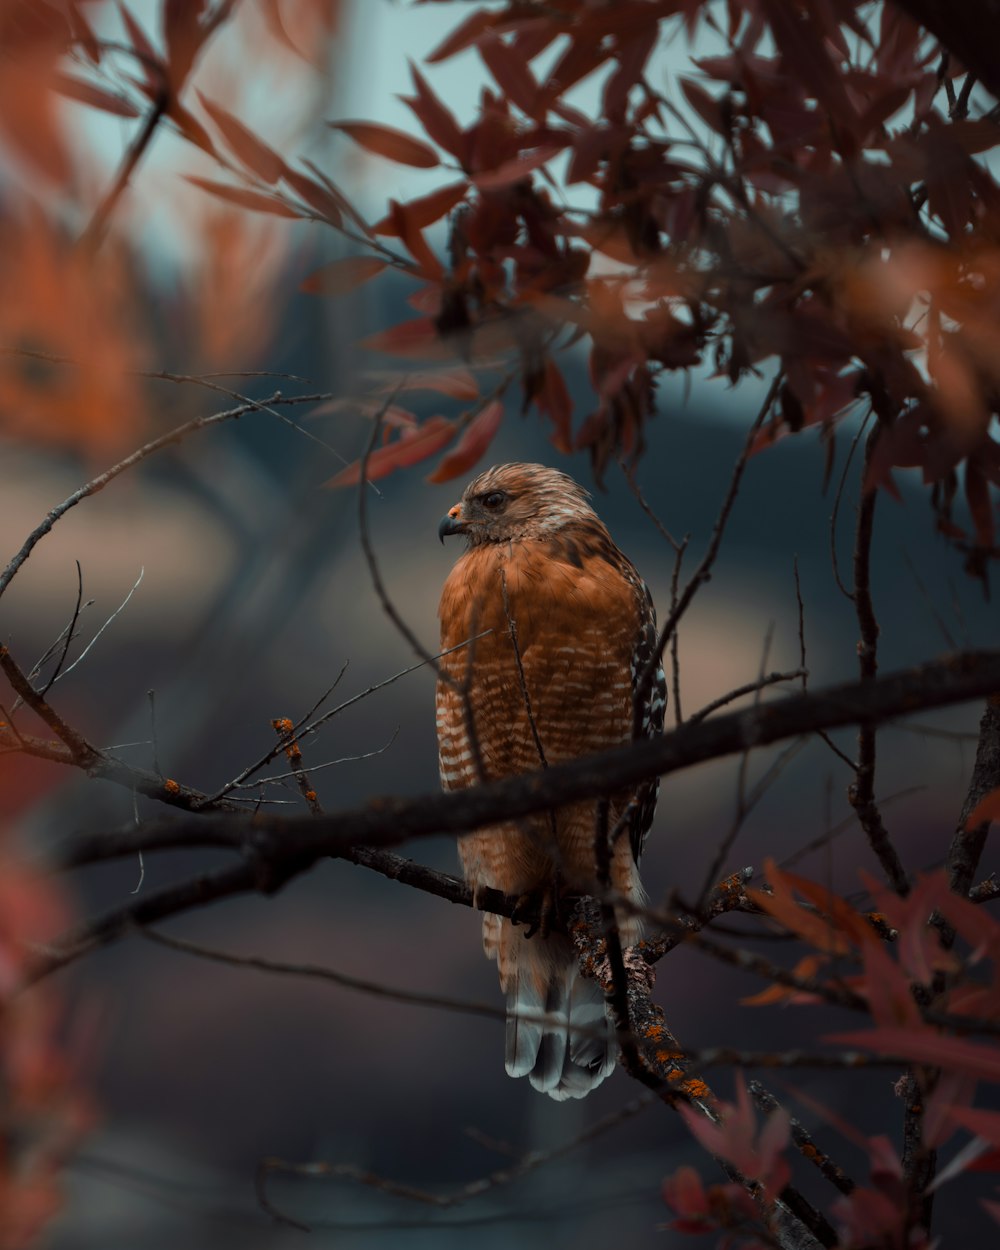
[436,463,664,1099]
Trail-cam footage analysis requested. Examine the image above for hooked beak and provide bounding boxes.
[438,508,466,543]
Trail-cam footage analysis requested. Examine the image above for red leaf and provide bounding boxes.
[326,417,456,487]
[372,181,468,237]
[163,0,207,88]
[184,176,300,217]
[68,3,101,63]
[309,397,418,429]
[966,785,1000,830]
[405,62,466,160]
[426,399,503,482]
[373,368,480,402]
[301,159,373,236]
[52,74,140,117]
[535,356,573,452]
[479,32,540,117]
[283,167,343,227]
[169,101,217,157]
[747,859,860,955]
[603,26,657,120]
[473,145,563,190]
[662,1166,710,1223]
[827,1027,1000,1082]
[330,121,439,168]
[118,4,161,90]
[426,10,499,63]
[385,200,444,280]
[545,33,606,101]
[361,317,449,360]
[679,78,728,137]
[301,256,387,296]
[197,91,285,183]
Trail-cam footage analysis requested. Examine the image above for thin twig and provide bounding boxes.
[687,669,807,726]
[633,371,782,736]
[794,557,855,769]
[850,427,908,896]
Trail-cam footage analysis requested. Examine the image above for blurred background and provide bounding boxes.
[0,2,997,1246]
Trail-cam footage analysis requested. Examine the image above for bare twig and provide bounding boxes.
[633,371,782,736]
[687,669,807,727]
[850,428,909,896]
[794,557,855,769]
[749,1082,856,1197]
[37,561,86,697]
[0,646,98,766]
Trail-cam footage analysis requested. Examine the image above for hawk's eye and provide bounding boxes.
[480,491,507,510]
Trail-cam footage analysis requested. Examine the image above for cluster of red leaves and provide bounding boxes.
[662,1075,789,1248]
[267,0,1000,562]
[662,860,1000,1248]
[764,862,1000,1232]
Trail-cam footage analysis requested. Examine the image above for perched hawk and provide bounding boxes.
[436,462,665,1100]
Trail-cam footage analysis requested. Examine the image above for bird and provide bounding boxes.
[436,462,665,1100]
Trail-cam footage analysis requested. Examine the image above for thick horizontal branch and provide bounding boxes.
[57,649,1000,870]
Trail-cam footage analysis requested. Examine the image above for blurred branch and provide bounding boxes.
[258,1092,656,1231]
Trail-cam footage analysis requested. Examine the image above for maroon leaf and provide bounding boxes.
[197,91,285,183]
[426,10,500,63]
[52,74,140,117]
[372,181,468,237]
[827,1027,1000,1082]
[473,145,563,190]
[479,32,540,118]
[330,121,440,168]
[405,62,466,160]
[118,3,162,90]
[427,399,504,482]
[184,176,300,217]
[326,417,456,487]
[301,256,387,296]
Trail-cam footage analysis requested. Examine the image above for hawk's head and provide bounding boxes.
[438,462,596,546]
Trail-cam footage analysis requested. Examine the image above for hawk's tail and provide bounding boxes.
[485,916,616,1100]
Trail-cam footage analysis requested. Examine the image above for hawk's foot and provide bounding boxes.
[511,871,569,939]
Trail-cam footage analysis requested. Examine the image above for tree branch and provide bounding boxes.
[53,649,1000,872]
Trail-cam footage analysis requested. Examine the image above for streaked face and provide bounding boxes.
[438,463,595,546]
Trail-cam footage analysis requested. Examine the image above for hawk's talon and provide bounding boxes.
[511,873,566,939]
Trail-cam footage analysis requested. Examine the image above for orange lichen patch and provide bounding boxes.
[801,1144,820,1161]
[679,1078,710,1099]
[163,779,181,795]
[304,789,317,802]
[645,1023,665,1041]
[271,718,294,733]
